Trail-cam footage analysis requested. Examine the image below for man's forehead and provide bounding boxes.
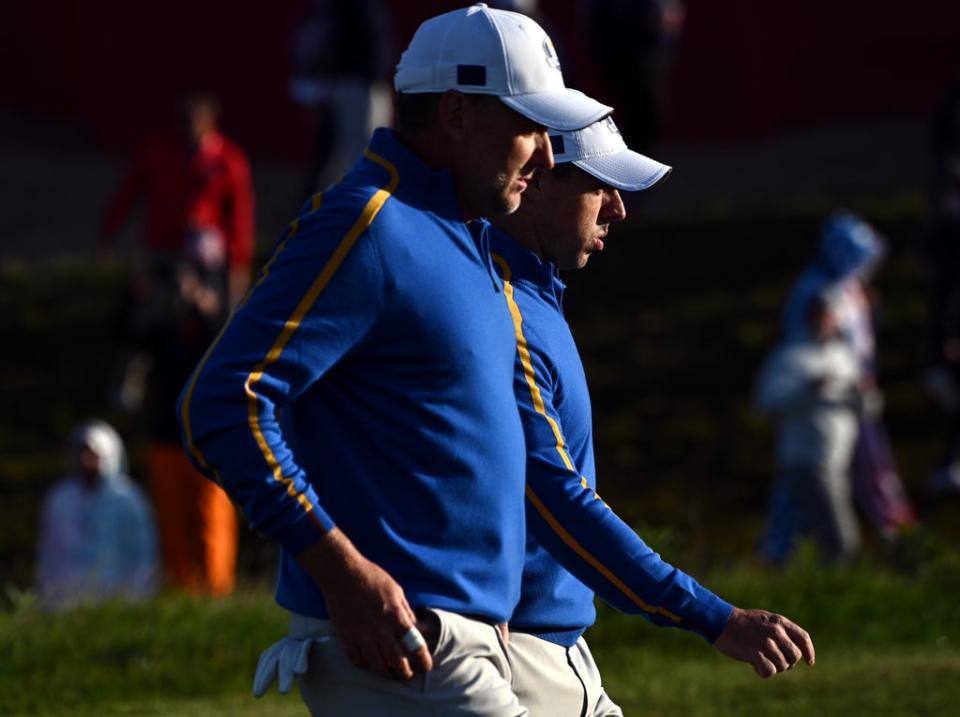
[465,93,547,131]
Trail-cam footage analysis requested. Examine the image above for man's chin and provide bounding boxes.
[493,191,523,217]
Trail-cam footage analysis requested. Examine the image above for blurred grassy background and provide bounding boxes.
[3,200,960,715]
[562,201,959,562]
[3,3,959,714]
[3,200,959,585]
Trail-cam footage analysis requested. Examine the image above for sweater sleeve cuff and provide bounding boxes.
[269,497,336,555]
[691,590,735,644]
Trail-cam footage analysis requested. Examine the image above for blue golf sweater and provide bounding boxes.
[178,129,527,623]
[489,227,733,646]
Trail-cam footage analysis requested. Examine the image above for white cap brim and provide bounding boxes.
[574,150,671,192]
[501,89,613,132]
[550,116,672,191]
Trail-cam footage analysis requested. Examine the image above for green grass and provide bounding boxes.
[3,207,960,714]
[596,648,959,717]
[586,553,960,716]
[44,695,306,717]
[2,561,958,716]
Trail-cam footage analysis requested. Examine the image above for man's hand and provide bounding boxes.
[713,607,815,678]
[296,529,434,681]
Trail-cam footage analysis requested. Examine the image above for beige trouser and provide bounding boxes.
[509,632,623,717]
[292,609,527,716]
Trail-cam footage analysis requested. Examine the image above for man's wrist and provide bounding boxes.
[295,527,364,594]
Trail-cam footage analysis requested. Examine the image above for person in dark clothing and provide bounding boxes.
[587,0,686,151]
[143,229,238,596]
[289,0,395,199]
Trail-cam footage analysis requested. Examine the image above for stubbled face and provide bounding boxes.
[534,165,626,270]
[455,96,554,219]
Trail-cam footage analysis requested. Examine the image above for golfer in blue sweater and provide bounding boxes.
[489,116,816,716]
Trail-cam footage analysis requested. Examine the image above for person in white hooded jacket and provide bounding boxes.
[775,212,915,542]
[755,295,864,564]
[36,419,158,609]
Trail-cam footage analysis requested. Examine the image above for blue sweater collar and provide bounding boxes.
[368,128,463,222]
[487,224,565,304]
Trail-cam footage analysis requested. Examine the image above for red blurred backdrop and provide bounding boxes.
[1,1,959,157]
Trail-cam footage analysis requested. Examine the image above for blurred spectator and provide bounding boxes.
[586,0,686,151]
[761,212,916,562]
[141,229,239,597]
[99,94,242,596]
[36,420,158,609]
[922,65,960,493]
[289,0,394,200]
[755,296,863,564]
[760,213,916,563]
[101,93,255,308]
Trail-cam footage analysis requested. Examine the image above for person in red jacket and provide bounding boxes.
[101,93,255,307]
[102,94,250,597]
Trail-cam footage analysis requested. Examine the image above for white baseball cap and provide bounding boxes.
[394,3,612,131]
[550,116,672,191]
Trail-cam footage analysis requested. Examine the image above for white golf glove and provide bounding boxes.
[252,636,323,697]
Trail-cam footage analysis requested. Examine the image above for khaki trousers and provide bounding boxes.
[509,632,622,717]
[293,609,528,716]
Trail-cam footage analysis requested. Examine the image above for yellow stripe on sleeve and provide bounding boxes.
[180,200,319,474]
[242,150,399,515]
[493,252,680,623]
[183,148,397,518]
[492,254,576,472]
[525,485,681,622]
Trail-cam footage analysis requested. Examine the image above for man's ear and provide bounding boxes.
[437,90,466,140]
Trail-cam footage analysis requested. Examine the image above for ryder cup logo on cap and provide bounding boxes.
[550,116,672,192]
[394,3,611,131]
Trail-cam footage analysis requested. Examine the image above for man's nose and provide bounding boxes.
[532,130,555,170]
[603,189,626,223]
